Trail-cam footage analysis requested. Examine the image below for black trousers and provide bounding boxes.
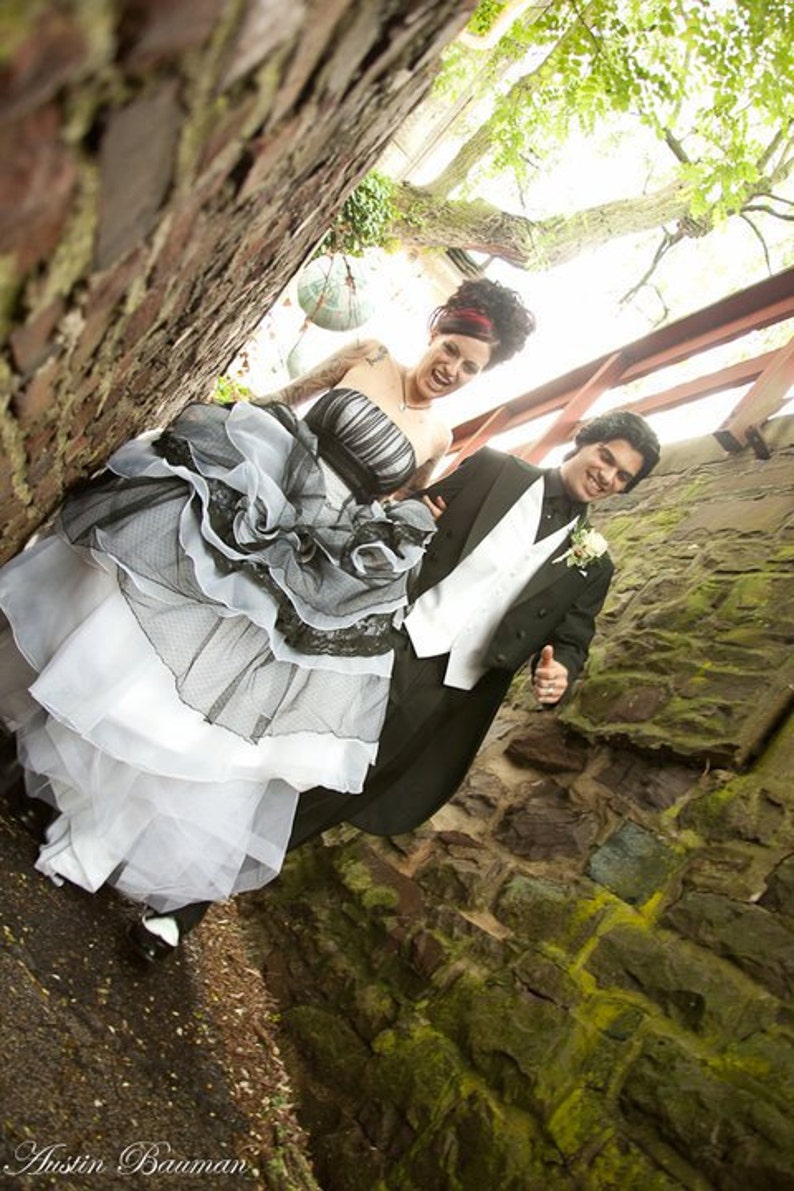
[168,638,465,935]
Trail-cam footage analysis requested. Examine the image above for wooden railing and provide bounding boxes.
[447,265,794,466]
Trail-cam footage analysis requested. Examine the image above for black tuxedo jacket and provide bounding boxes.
[408,447,613,681]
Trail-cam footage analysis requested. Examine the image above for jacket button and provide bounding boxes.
[537,608,548,618]
[517,629,525,639]
[495,652,507,663]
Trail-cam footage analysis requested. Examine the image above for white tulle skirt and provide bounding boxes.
[0,402,433,912]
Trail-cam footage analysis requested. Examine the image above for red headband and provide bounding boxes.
[436,307,496,339]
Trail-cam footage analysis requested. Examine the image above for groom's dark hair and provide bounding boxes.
[571,411,660,491]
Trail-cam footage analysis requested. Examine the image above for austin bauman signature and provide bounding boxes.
[5,1140,248,1177]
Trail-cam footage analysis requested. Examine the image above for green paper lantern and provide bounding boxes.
[297,254,376,331]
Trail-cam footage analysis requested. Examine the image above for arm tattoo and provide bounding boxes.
[253,341,376,408]
[364,344,388,367]
[265,360,344,407]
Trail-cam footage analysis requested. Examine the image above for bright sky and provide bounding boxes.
[231,117,794,464]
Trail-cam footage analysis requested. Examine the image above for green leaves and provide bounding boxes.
[434,0,794,218]
[466,0,508,38]
[322,172,398,257]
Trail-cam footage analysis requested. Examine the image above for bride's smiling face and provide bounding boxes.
[413,333,492,401]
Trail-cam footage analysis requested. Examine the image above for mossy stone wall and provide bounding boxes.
[240,416,794,1190]
[0,0,472,560]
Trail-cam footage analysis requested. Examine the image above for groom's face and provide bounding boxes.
[560,438,643,503]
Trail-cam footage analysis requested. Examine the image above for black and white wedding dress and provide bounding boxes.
[0,394,434,911]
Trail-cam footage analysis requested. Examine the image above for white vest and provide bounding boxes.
[404,477,578,689]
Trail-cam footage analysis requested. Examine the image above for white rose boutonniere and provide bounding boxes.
[556,523,609,570]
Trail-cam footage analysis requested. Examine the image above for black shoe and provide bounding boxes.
[5,781,57,840]
[126,915,180,964]
[0,748,22,796]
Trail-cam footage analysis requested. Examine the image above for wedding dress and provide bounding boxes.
[0,394,433,911]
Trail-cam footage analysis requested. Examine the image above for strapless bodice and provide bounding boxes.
[303,388,416,497]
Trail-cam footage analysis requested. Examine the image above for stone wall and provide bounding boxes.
[240,416,794,1190]
[0,0,473,561]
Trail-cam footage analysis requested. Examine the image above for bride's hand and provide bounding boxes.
[421,495,447,521]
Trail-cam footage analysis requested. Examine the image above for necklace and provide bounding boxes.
[399,370,430,412]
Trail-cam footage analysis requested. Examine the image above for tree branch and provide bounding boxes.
[663,127,690,164]
[391,177,693,269]
[738,213,773,273]
[568,0,602,54]
[756,127,787,173]
[619,228,683,306]
[744,202,794,222]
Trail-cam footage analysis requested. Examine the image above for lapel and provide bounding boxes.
[461,455,542,561]
[510,510,587,608]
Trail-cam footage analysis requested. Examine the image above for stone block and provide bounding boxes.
[595,750,697,810]
[587,822,682,906]
[73,249,145,369]
[219,0,305,90]
[672,494,794,537]
[313,2,382,104]
[95,82,182,271]
[367,1022,553,1189]
[338,844,424,919]
[664,890,794,1002]
[121,284,169,352]
[432,905,512,967]
[504,715,590,773]
[511,951,581,1011]
[415,847,508,908]
[451,769,508,819]
[620,1030,794,1187]
[282,1003,370,1098]
[601,683,668,724]
[119,0,227,69]
[586,923,779,1039]
[496,874,605,950]
[407,929,449,980]
[30,470,64,513]
[12,359,60,427]
[0,9,86,122]
[679,775,792,847]
[0,106,77,272]
[726,1032,794,1113]
[683,842,783,901]
[493,779,599,861]
[438,977,573,1115]
[760,853,794,919]
[269,0,350,125]
[8,298,65,377]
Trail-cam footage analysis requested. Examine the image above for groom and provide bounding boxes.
[131,410,660,958]
[287,408,659,842]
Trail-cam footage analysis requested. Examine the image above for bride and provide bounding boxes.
[0,278,533,953]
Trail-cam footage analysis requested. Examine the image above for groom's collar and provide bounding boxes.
[543,467,586,520]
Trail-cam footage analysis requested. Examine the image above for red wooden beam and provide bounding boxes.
[622,348,782,417]
[714,335,794,457]
[449,266,794,453]
[449,404,511,466]
[518,351,625,463]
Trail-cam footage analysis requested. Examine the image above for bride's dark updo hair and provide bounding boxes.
[428,277,536,371]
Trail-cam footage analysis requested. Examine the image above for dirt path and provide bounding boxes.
[0,801,320,1191]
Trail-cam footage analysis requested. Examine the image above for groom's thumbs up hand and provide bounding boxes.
[532,644,569,706]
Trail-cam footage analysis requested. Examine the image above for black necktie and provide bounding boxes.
[537,495,577,541]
